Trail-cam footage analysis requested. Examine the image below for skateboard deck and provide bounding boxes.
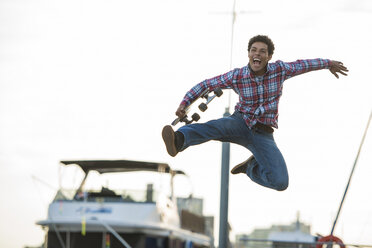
[171,87,223,126]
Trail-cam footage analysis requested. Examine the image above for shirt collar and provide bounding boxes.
[246,63,271,77]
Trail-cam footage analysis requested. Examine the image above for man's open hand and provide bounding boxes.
[329,60,348,78]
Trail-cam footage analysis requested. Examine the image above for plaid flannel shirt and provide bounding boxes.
[180,59,331,129]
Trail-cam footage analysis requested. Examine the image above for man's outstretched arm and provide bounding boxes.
[329,60,348,78]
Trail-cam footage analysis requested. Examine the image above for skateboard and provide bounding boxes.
[171,87,223,126]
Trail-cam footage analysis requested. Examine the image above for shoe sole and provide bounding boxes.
[230,163,244,174]
[230,157,251,174]
[162,125,178,157]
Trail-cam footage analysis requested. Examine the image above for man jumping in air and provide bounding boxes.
[162,35,348,191]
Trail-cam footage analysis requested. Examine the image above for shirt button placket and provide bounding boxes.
[257,77,264,117]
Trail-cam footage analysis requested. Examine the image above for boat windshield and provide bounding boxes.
[53,188,159,203]
[53,166,172,203]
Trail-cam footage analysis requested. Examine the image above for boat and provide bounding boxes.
[36,160,213,248]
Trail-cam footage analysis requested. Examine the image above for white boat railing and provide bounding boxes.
[237,237,372,248]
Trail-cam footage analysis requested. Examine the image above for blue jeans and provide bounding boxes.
[177,111,288,191]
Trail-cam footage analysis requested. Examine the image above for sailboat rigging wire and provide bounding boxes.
[49,220,66,248]
[330,110,372,235]
[93,217,132,248]
[31,175,57,191]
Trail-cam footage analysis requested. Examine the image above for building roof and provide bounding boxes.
[268,230,315,242]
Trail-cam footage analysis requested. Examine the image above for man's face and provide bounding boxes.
[248,41,272,75]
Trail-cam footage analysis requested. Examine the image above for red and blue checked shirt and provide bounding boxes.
[180,59,331,129]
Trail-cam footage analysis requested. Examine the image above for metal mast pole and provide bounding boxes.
[218,0,236,247]
[218,109,232,248]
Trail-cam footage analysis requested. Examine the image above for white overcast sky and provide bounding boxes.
[1,0,372,247]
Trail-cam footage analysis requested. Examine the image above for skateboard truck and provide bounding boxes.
[171,88,223,126]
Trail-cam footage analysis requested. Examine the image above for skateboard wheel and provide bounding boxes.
[199,103,208,112]
[192,113,200,122]
[214,88,223,97]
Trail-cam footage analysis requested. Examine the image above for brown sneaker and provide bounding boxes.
[230,156,253,175]
[162,125,178,157]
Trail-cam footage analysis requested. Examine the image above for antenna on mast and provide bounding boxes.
[224,1,260,113]
[226,0,236,114]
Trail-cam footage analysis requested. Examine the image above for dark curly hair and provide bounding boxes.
[248,35,275,56]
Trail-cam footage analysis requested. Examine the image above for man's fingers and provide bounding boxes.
[338,66,348,71]
[330,69,339,78]
[330,63,348,78]
[331,61,348,71]
[334,68,348,76]
[176,109,186,118]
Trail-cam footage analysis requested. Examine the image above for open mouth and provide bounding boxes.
[253,58,261,66]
